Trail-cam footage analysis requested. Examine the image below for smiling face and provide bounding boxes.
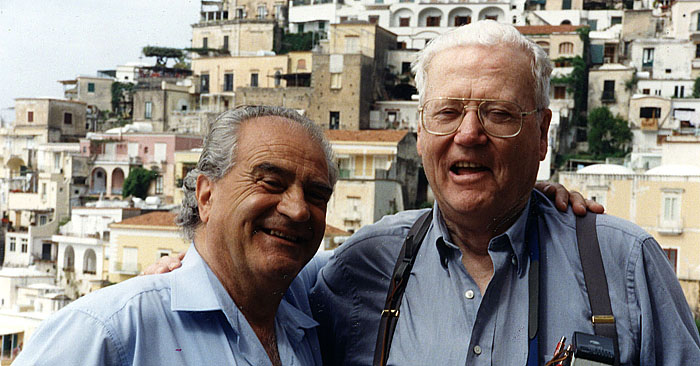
[196,117,333,287]
[417,44,551,238]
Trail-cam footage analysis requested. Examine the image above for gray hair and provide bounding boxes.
[176,105,338,242]
[413,20,552,109]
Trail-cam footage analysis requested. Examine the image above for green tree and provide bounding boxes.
[122,167,158,199]
[142,46,184,67]
[693,77,700,98]
[587,107,632,159]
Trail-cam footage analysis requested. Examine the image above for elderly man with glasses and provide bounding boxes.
[310,20,700,365]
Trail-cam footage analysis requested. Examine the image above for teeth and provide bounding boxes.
[454,162,482,168]
[269,230,298,242]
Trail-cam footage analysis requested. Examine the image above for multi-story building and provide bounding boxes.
[79,133,202,203]
[325,129,425,233]
[58,75,114,113]
[52,207,143,298]
[131,67,195,132]
[107,211,188,283]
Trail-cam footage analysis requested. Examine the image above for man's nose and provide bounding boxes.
[277,187,311,222]
[454,106,487,143]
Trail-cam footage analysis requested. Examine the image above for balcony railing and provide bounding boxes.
[657,216,683,235]
[112,261,141,275]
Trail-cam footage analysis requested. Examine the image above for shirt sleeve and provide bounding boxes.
[634,236,700,365]
[13,308,124,366]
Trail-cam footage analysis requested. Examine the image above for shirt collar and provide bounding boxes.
[170,243,318,339]
[432,195,535,277]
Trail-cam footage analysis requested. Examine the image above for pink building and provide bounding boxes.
[79,133,202,203]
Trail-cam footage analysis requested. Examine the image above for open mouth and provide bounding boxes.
[450,161,489,175]
[262,228,300,243]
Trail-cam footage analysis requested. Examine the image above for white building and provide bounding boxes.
[52,207,142,297]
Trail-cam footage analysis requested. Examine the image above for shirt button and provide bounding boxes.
[465,290,475,299]
[473,345,482,355]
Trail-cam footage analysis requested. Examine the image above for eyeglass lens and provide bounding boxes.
[422,99,523,136]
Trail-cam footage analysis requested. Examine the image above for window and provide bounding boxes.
[258,5,266,19]
[250,73,259,87]
[201,74,210,93]
[345,36,360,53]
[236,8,244,18]
[155,175,163,194]
[537,41,550,55]
[374,155,388,171]
[27,111,33,122]
[330,73,342,89]
[696,44,700,58]
[63,112,72,124]
[224,73,234,91]
[298,23,304,33]
[297,59,307,70]
[588,19,598,31]
[663,248,678,273]
[602,80,615,102]
[454,16,471,26]
[203,37,208,49]
[274,70,282,87]
[642,88,650,95]
[674,85,685,98]
[554,86,566,99]
[145,101,152,119]
[604,44,615,63]
[9,237,15,251]
[640,107,660,118]
[399,17,410,27]
[611,16,622,25]
[329,111,340,129]
[123,247,138,273]
[21,238,28,253]
[223,35,229,50]
[662,193,681,223]
[369,15,379,25]
[397,42,406,49]
[558,42,573,54]
[87,82,95,93]
[426,16,440,27]
[401,62,411,74]
[697,13,700,31]
[642,48,654,67]
[562,0,571,9]
[318,21,325,30]
[158,249,172,259]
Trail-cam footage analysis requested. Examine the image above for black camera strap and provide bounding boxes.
[576,213,620,366]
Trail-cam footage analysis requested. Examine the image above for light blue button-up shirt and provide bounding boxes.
[14,244,322,366]
[310,190,700,365]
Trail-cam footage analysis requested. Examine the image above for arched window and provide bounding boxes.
[83,249,96,274]
[559,42,574,54]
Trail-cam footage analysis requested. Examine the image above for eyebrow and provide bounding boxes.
[253,162,333,194]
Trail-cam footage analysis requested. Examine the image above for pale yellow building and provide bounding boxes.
[173,149,202,205]
[559,164,700,316]
[325,130,424,233]
[107,211,187,283]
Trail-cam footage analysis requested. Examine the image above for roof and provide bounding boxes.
[325,224,351,236]
[577,164,635,175]
[645,164,700,176]
[325,130,409,143]
[515,25,585,35]
[0,267,54,278]
[111,211,178,228]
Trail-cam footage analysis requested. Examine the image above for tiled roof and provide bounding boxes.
[111,211,177,228]
[515,25,585,35]
[325,224,351,236]
[325,130,409,143]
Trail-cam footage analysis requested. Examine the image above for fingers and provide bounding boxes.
[140,254,184,276]
[535,181,569,212]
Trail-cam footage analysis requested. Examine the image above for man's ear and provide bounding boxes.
[196,175,213,223]
[538,109,552,161]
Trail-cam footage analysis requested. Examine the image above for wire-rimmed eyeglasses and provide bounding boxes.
[418,97,542,138]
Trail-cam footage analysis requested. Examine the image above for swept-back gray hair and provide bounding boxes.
[176,105,338,242]
[413,20,553,109]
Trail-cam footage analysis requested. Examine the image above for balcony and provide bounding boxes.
[601,91,616,103]
[112,261,141,275]
[657,216,683,235]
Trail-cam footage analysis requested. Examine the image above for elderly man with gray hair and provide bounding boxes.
[15,106,337,365]
[310,20,700,365]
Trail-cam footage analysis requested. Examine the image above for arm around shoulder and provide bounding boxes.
[13,308,124,365]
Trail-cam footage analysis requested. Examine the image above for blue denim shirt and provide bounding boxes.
[310,190,700,365]
[14,244,322,366]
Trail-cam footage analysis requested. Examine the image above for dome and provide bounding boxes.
[645,164,700,176]
[576,164,634,175]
